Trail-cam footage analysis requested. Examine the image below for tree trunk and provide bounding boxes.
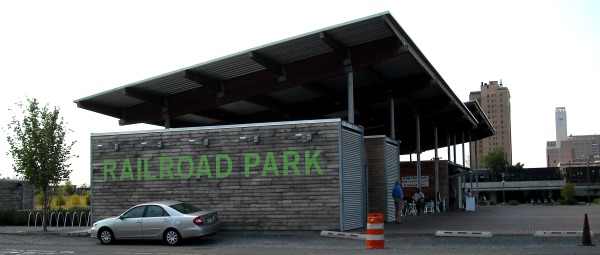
[42,188,48,231]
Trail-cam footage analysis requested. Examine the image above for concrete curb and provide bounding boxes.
[320,230,366,240]
[534,231,595,237]
[435,230,493,237]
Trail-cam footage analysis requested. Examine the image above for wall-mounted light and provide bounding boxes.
[294,133,313,142]
[96,144,103,148]
[240,136,259,144]
[141,141,162,148]
[113,143,120,151]
[189,138,209,147]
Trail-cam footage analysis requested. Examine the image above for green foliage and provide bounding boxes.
[0,207,91,226]
[0,210,29,226]
[561,182,577,203]
[558,199,579,205]
[508,200,519,205]
[55,195,66,209]
[85,193,91,206]
[63,180,76,195]
[69,194,81,206]
[5,98,77,230]
[489,200,497,205]
[482,148,508,181]
[594,198,600,205]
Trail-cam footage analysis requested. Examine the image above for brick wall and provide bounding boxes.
[91,120,347,231]
[400,160,449,210]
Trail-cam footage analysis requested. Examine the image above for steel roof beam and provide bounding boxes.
[75,101,122,119]
[319,31,347,59]
[121,87,164,106]
[248,51,286,79]
[183,70,222,93]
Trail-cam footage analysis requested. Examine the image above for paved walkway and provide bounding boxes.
[0,204,598,237]
[379,204,600,236]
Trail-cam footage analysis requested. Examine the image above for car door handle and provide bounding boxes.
[162,219,169,222]
[136,220,142,223]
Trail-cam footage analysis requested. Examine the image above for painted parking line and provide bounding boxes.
[435,230,493,237]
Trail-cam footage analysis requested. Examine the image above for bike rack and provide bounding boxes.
[27,212,33,227]
[26,210,91,227]
[55,212,63,227]
[71,212,78,227]
[64,212,71,227]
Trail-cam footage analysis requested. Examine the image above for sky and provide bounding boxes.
[1,0,599,186]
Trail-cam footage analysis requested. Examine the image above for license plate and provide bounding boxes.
[206,217,213,224]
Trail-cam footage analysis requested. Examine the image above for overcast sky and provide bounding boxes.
[1,0,599,185]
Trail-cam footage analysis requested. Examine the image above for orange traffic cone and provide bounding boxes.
[580,213,595,246]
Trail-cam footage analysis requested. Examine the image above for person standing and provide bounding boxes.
[392,181,404,224]
[412,188,425,216]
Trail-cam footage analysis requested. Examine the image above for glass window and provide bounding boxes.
[123,206,145,219]
[145,205,168,217]
[170,203,202,214]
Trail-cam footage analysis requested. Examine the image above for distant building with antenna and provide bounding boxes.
[469,80,513,165]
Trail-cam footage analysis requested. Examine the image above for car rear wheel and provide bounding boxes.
[163,229,181,246]
[99,228,114,245]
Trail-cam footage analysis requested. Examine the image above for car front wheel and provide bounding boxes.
[163,229,181,246]
[99,228,114,245]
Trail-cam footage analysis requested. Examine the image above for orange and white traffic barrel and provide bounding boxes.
[366,213,384,249]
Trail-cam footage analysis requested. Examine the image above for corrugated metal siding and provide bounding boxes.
[340,126,365,231]
[385,140,400,222]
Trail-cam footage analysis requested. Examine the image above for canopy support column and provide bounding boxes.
[389,97,395,139]
[345,56,354,123]
[434,126,439,212]
[415,112,421,190]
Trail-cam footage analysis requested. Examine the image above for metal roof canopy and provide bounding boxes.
[74,12,494,154]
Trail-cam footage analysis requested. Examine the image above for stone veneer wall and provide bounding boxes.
[0,179,36,210]
[91,120,345,231]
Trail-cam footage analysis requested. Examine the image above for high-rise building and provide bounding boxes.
[555,107,568,145]
[469,81,512,165]
[547,107,599,167]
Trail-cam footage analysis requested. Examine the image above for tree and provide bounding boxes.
[63,180,76,195]
[69,194,81,207]
[55,189,66,209]
[561,182,577,204]
[5,98,77,231]
[482,148,508,181]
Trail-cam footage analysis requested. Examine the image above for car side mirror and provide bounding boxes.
[118,215,124,220]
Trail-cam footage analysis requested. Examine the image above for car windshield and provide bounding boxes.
[169,202,202,214]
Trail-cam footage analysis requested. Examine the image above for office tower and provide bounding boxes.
[555,107,568,145]
[469,81,512,165]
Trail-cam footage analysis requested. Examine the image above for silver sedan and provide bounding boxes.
[89,200,220,245]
